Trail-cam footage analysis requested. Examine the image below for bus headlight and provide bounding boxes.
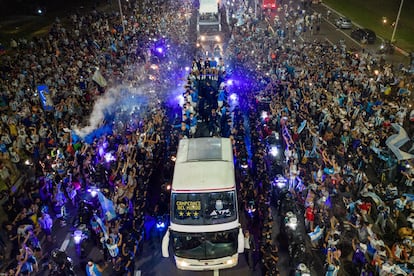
[226,256,237,266]
[178,260,189,267]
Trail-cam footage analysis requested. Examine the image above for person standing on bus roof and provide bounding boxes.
[244,230,256,270]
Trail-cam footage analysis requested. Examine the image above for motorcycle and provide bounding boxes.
[237,146,250,176]
[271,175,288,206]
[246,199,257,219]
[73,200,94,228]
[295,263,311,276]
[156,215,167,231]
[155,214,169,242]
[48,249,75,276]
[73,224,89,257]
[378,40,394,55]
[285,211,298,231]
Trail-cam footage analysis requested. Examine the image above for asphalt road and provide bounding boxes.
[134,212,263,276]
[309,3,410,66]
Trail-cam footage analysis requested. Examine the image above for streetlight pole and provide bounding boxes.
[391,0,404,43]
[118,0,125,34]
[254,0,257,19]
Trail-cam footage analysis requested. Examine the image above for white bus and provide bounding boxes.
[197,0,222,34]
[162,137,244,271]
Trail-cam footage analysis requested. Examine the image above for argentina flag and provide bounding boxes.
[97,191,117,221]
[308,225,324,242]
[37,84,54,111]
[386,124,414,161]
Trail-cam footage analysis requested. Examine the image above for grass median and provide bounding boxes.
[0,0,117,47]
[323,0,414,51]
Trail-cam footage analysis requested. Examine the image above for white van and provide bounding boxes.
[197,0,221,33]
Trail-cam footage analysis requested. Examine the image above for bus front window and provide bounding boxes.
[172,193,203,225]
[172,229,238,260]
[173,234,205,259]
[172,191,237,225]
[205,191,236,224]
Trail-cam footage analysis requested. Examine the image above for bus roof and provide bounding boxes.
[172,138,235,192]
[199,0,218,14]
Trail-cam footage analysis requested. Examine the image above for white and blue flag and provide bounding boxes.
[37,84,54,111]
[97,191,117,221]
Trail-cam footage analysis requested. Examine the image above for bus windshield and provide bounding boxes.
[199,12,219,23]
[172,228,238,259]
[171,191,237,225]
[199,0,219,24]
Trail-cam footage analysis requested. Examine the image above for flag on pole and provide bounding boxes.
[308,225,324,242]
[386,124,414,161]
[93,214,108,240]
[97,191,117,221]
[92,69,107,87]
[37,84,54,111]
[298,120,307,134]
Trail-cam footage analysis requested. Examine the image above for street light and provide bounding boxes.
[391,0,404,43]
[118,0,125,34]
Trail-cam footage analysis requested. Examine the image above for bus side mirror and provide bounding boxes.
[162,229,170,257]
[237,228,244,253]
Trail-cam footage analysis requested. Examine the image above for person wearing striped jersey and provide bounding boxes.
[105,235,122,264]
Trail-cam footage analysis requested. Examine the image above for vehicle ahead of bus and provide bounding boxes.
[351,28,376,44]
[335,17,352,29]
[197,0,221,35]
[162,137,244,271]
[262,0,276,10]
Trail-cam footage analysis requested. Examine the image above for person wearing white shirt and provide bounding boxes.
[243,230,256,270]
[288,161,298,191]
[105,235,121,264]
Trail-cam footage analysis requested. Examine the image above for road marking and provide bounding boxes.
[319,16,363,47]
[319,3,410,56]
[60,233,71,251]
[315,3,386,44]
[320,3,363,30]
[325,38,334,46]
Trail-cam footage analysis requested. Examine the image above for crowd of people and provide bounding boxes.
[0,0,198,274]
[224,1,414,275]
[0,0,413,275]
